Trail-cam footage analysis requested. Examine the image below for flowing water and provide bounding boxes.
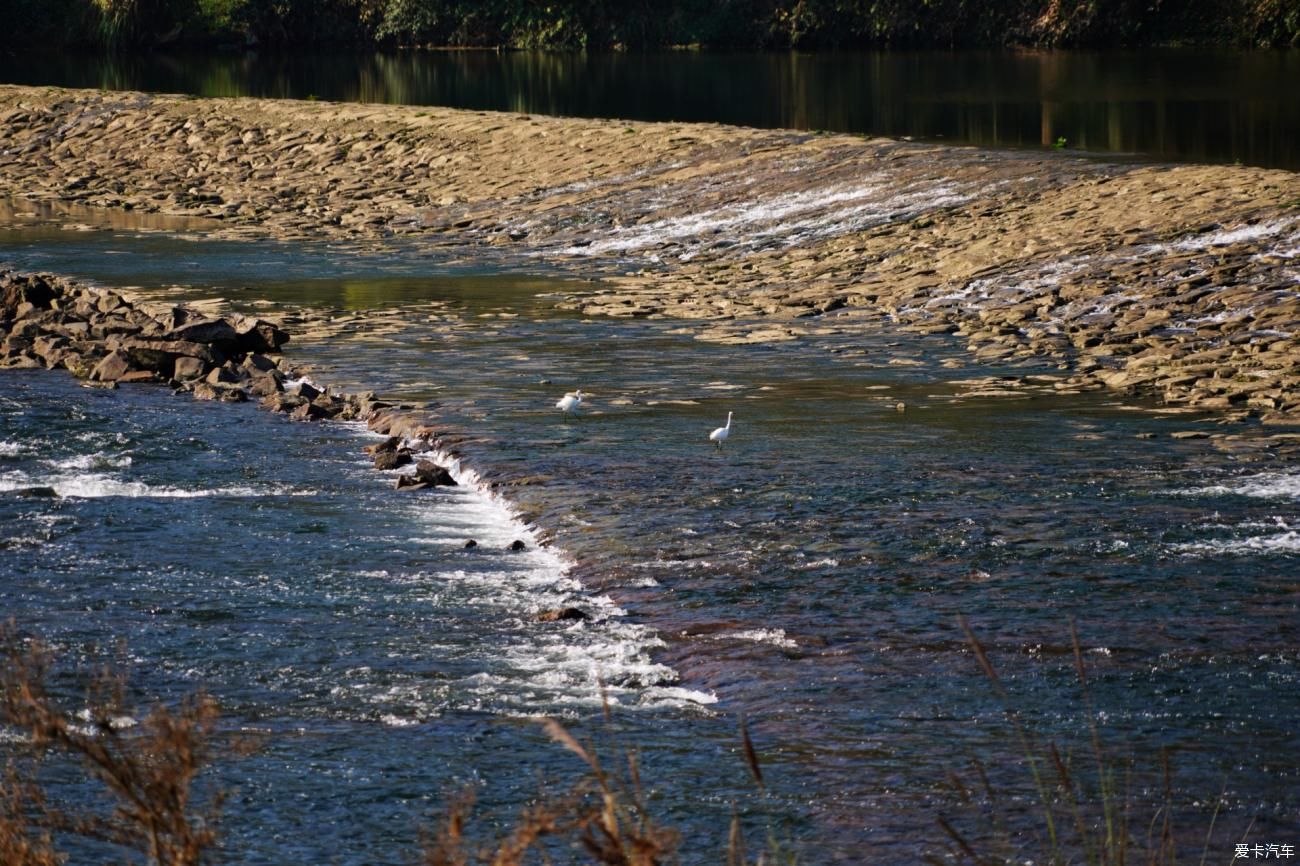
[2,208,1299,862]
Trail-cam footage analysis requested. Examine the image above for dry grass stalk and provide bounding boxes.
[942,618,1230,866]
[0,625,223,866]
[422,718,680,866]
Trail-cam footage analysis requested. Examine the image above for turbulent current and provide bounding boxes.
[1,214,1298,862]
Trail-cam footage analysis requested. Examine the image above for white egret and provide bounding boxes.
[555,389,583,417]
[709,412,733,448]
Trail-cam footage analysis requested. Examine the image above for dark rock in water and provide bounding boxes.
[90,349,135,382]
[243,353,279,374]
[310,396,345,419]
[509,539,527,552]
[122,343,176,376]
[536,607,588,622]
[374,449,413,471]
[393,474,429,490]
[289,401,328,421]
[206,363,244,386]
[164,318,239,346]
[193,382,247,403]
[363,436,402,455]
[172,356,206,381]
[293,381,322,401]
[463,539,478,549]
[246,372,282,397]
[259,393,305,414]
[11,485,59,498]
[231,315,289,354]
[414,460,456,486]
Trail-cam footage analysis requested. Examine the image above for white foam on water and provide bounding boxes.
[1170,219,1295,252]
[1172,471,1300,501]
[794,557,840,570]
[371,429,716,712]
[1174,531,1300,556]
[554,177,972,258]
[0,441,24,457]
[47,452,133,471]
[0,469,304,499]
[712,628,798,650]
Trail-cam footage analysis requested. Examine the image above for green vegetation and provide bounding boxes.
[0,0,1296,52]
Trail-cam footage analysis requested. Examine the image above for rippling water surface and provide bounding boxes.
[2,215,1298,861]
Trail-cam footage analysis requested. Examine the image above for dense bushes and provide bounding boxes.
[0,0,1296,52]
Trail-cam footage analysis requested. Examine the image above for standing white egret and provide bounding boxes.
[709,412,733,448]
[555,389,583,418]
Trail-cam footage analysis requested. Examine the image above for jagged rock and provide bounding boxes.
[230,315,290,354]
[242,353,279,374]
[172,356,206,381]
[164,318,239,346]
[246,372,282,397]
[393,474,429,490]
[4,353,43,369]
[122,343,176,376]
[289,401,328,420]
[312,399,345,420]
[374,449,412,471]
[292,380,321,400]
[122,337,224,366]
[193,382,247,402]
[363,436,402,455]
[413,460,455,486]
[259,393,305,414]
[206,363,244,385]
[90,349,135,382]
[1,275,56,312]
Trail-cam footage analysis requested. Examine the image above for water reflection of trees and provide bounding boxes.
[0,49,1296,169]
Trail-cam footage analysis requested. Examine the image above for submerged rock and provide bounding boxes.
[536,607,588,623]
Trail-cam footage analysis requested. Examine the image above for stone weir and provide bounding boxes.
[2,85,1300,423]
[0,269,462,494]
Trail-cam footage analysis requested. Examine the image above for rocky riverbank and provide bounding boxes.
[1,85,1299,421]
[0,269,472,494]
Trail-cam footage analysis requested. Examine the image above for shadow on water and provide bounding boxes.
[1,48,1299,169]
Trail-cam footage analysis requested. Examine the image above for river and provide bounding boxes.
[0,48,1298,169]
[1,199,1298,861]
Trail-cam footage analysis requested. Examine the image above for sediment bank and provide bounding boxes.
[1,85,1299,421]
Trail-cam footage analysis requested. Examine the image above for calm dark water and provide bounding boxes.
[2,214,1299,861]
[1,48,1298,169]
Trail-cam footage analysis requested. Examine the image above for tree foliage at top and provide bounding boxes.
[0,0,1295,51]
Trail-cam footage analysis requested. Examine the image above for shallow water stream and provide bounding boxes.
[2,213,1298,861]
